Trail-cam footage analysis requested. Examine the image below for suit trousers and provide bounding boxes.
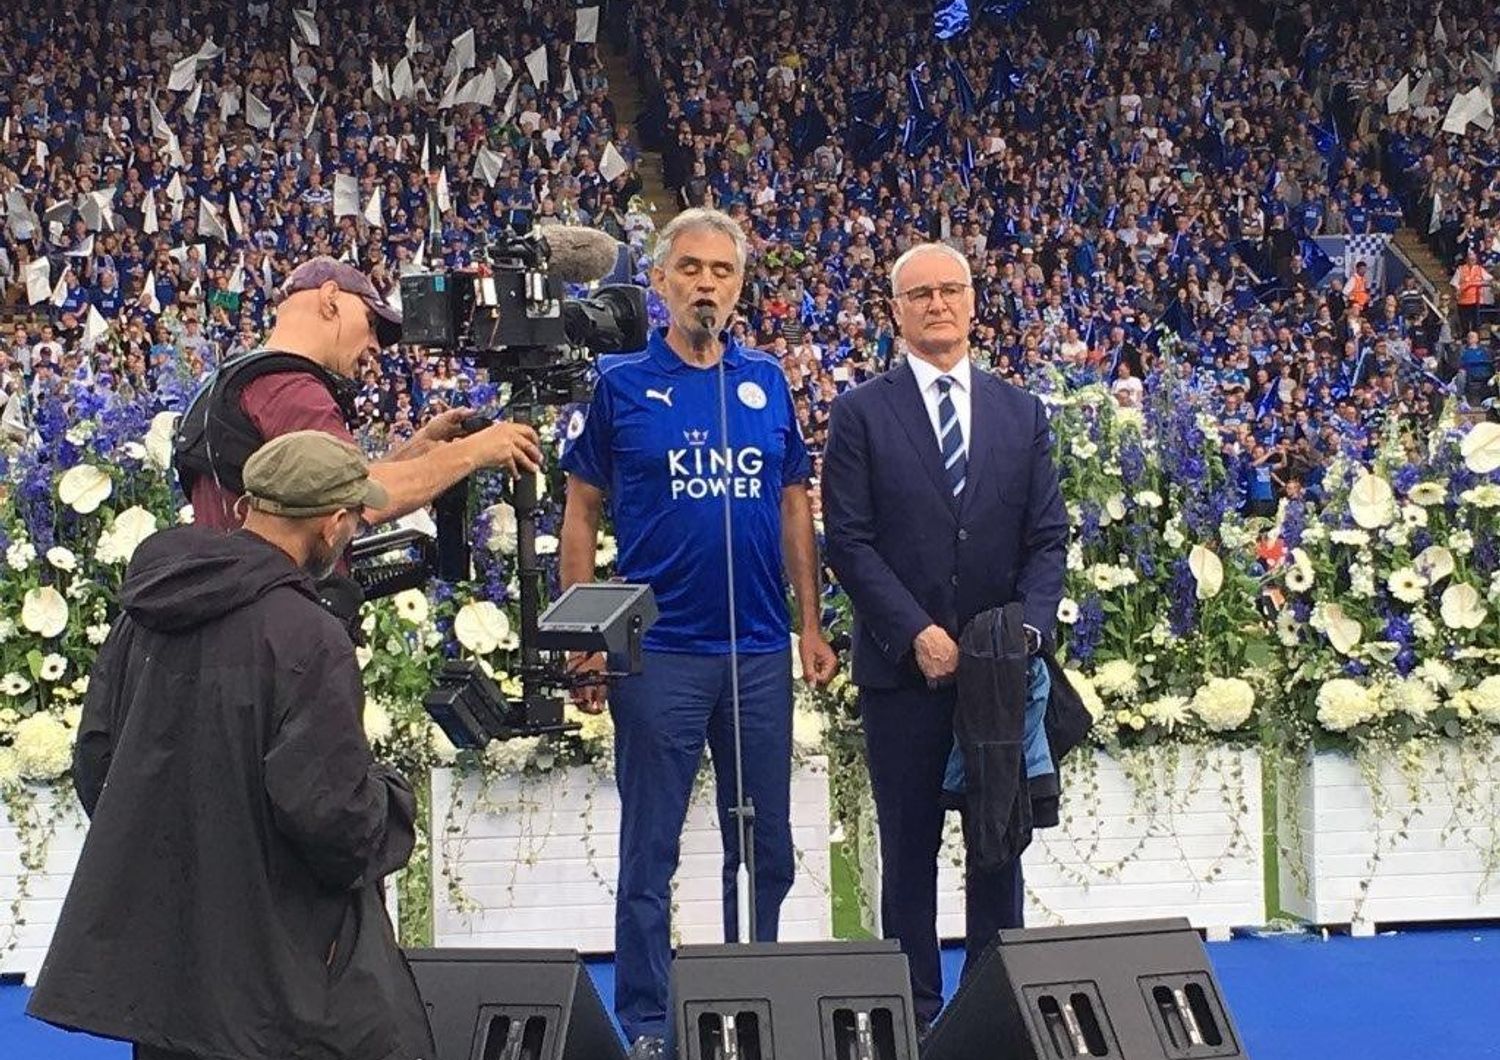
[609,648,795,1044]
[862,682,1025,1026]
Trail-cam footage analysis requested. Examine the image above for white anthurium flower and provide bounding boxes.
[101,506,160,565]
[483,502,519,553]
[1460,420,1500,475]
[46,546,77,572]
[1414,546,1455,585]
[1321,603,1363,655]
[1440,583,1488,631]
[454,600,512,655]
[57,463,114,514]
[21,586,69,638]
[1348,473,1395,529]
[178,504,195,525]
[144,411,180,471]
[1188,545,1224,600]
[1105,495,1127,522]
[122,441,148,462]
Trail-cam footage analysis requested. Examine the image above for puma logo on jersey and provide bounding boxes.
[645,387,674,407]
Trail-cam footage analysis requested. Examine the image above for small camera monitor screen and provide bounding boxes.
[542,583,641,628]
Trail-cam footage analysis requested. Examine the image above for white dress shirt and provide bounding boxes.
[908,352,972,453]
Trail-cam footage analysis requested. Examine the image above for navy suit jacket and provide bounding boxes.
[822,360,1069,690]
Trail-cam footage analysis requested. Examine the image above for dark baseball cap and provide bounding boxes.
[278,256,403,347]
[242,431,389,518]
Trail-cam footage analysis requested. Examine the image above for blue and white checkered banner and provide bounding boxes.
[1343,233,1389,291]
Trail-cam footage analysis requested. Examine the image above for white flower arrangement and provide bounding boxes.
[1191,677,1256,732]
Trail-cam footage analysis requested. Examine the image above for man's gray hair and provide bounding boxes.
[890,242,973,296]
[652,207,749,272]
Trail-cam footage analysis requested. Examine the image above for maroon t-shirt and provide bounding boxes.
[190,372,357,529]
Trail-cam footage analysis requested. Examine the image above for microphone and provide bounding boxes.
[539,225,625,284]
[694,304,718,332]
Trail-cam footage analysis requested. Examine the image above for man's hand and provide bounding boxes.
[418,407,477,443]
[462,421,543,475]
[566,651,608,714]
[913,624,960,687]
[798,629,840,687]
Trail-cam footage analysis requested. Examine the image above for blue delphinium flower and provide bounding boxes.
[1168,558,1197,637]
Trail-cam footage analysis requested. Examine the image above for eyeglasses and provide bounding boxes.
[895,282,971,305]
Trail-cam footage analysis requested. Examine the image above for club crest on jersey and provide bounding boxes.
[683,428,711,446]
[737,380,767,410]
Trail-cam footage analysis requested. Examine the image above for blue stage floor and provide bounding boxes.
[5,928,1498,1058]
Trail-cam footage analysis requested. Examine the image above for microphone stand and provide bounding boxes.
[699,306,756,946]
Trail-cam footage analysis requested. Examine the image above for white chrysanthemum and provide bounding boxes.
[1460,421,1500,474]
[1387,568,1429,605]
[454,600,511,654]
[1450,529,1476,556]
[1440,583,1488,630]
[393,588,430,626]
[57,463,114,514]
[363,700,393,743]
[483,502,519,553]
[39,654,67,682]
[1,673,31,697]
[0,746,20,787]
[14,714,73,780]
[1330,529,1371,546]
[1065,670,1106,721]
[6,539,36,571]
[1057,598,1080,625]
[1191,677,1255,731]
[45,546,77,572]
[1066,542,1084,571]
[1286,564,1314,592]
[1401,505,1429,529]
[1415,659,1459,693]
[1315,678,1379,732]
[95,506,159,565]
[86,623,111,646]
[1407,481,1447,506]
[1189,545,1224,600]
[573,706,615,750]
[793,708,827,752]
[596,535,618,568]
[1136,490,1163,509]
[1384,678,1440,719]
[1139,694,1191,732]
[21,586,69,638]
[535,534,560,556]
[144,411,180,471]
[1093,659,1139,701]
[1460,484,1500,509]
[1412,611,1438,640]
[484,735,542,773]
[1464,677,1500,723]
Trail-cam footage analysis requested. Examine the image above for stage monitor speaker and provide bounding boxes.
[671,940,920,1060]
[405,947,625,1060]
[922,918,1247,1060]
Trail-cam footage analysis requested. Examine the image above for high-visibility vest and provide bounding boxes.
[1456,264,1487,306]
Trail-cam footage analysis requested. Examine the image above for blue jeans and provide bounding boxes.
[609,648,795,1043]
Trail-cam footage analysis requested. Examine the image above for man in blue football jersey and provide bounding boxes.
[558,208,839,1055]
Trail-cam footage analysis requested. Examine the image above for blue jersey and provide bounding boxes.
[560,330,813,655]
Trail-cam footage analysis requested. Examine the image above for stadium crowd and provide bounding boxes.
[0,0,1497,519]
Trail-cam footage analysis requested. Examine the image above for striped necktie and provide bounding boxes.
[936,375,966,497]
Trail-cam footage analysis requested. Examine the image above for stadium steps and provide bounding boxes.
[1393,228,1450,295]
[598,37,677,219]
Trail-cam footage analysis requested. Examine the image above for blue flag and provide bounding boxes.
[1300,239,1334,284]
[907,63,927,115]
[982,51,1021,108]
[949,58,976,116]
[934,0,971,39]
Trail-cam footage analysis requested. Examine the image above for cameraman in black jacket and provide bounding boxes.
[28,431,433,1060]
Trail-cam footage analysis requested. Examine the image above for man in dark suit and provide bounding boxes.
[821,242,1068,1030]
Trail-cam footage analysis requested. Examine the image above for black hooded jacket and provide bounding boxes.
[27,525,434,1060]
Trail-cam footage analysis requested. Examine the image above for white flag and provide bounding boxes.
[502,79,520,122]
[139,270,161,313]
[228,253,246,294]
[599,142,629,182]
[364,188,383,228]
[1429,189,1442,235]
[245,91,272,131]
[166,173,185,202]
[167,134,186,170]
[1385,74,1410,115]
[150,97,172,140]
[561,66,578,103]
[219,86,240,121]
[1442,92,1472,134]
[448,28,476,76]
[494,56,514,90]
[371,58,391,102]
[1433,13,1447,47]
[51,273,68,306]
[436,166,451,214]
[34,140,47,169]
[291,36,302,74]
[185,79,202,117]
[392,57,415,101]
[293,9,319,46]
[82,305,110,349]
[334,174,361,217]
[1468,86,1496,131]
[475,146,503,186]
[168,55,198,92]
[25,258,50,304]
[214,144,227,169]
[405,16,419,54]
[421,132,430,171]
[199,199,228,242]
[575,6,599,43]
[526,46,548,87]
[143,189,160,234]
[412,239,425,269]
[438,72,462,110]
[228,192,245,236]
[457,69,496,107]
[194,37,223,62]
